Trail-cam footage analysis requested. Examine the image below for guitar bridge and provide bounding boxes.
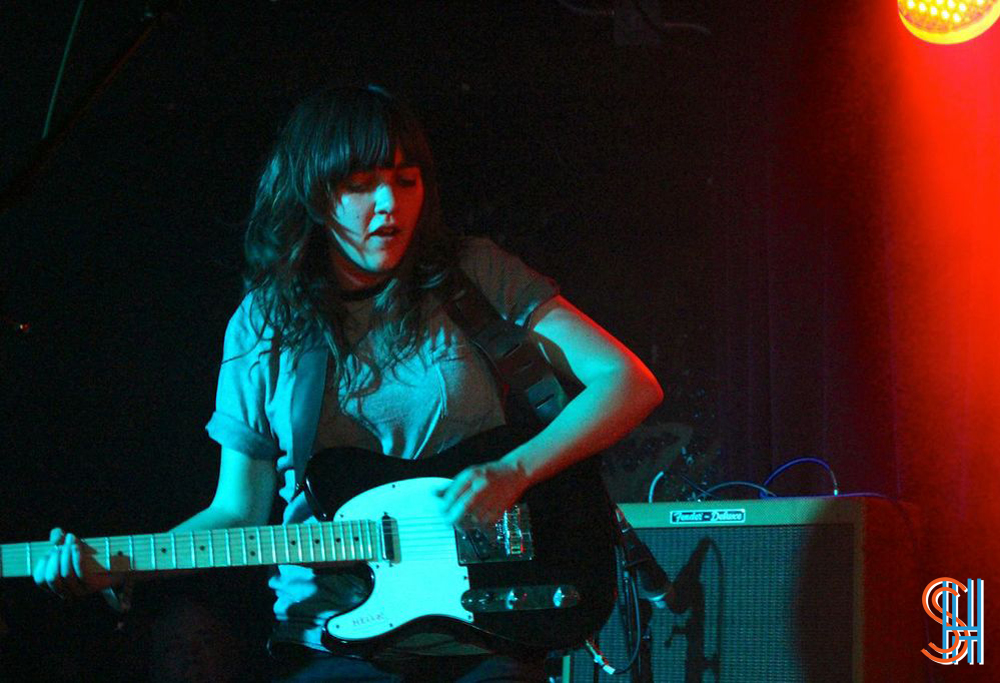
[455,504,534,565]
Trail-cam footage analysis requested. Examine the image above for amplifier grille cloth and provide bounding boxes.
[569,524,855,682]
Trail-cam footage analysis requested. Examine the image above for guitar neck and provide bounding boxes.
[0,520,385,579]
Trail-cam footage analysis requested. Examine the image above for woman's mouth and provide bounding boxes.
[369,226,400,239]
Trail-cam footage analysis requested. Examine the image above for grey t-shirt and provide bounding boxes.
[208,237,558,653]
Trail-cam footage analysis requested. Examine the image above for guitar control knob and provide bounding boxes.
[551,585,580,609]
[553,587,566,608]
[505,589,525,610]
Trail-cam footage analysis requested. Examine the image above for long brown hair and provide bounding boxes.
[243,85,457,380]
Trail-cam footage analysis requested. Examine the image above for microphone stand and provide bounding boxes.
[0,1,181,215]
[0,2,181,351]
[634,598,654,683]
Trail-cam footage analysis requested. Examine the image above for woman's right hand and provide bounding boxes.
[32,527,119,598]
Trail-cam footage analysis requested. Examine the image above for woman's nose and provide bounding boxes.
[373,182,396,213]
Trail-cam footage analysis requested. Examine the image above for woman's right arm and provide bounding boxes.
[33,447,277,597]
[171,446,277,533]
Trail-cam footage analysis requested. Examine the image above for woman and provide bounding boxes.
[35,85,663,682]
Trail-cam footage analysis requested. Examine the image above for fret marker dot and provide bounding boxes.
[161,548,167,554]
[117,551,124,556]
[250,551,256,557]
[199,546,205,551]
[290,540,296,545]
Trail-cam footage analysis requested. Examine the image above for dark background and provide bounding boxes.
[2,2,997,681]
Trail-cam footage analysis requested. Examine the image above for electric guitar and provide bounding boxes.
[0,426,618,655]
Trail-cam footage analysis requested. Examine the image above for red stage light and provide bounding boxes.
[899,0,1000,43]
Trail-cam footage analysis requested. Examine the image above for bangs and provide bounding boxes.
[345,120,402,172]
[340,94,424,173]
[283,86,434,218]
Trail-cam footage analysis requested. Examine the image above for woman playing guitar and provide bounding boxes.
[32,85,662,682]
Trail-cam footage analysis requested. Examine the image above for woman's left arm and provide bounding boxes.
[439,295,664,525]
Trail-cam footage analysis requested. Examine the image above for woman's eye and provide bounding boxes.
[342,178,374,192]
[340,171,419,193]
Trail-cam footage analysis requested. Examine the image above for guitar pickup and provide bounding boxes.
[461,585,581,612]
[381,513,399,563]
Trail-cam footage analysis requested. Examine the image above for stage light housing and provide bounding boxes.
[899,0,1000,43]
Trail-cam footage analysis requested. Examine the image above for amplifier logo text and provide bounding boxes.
[670,509,745,525]
[921,577,984,665]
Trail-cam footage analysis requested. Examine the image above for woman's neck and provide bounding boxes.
[339,278,390,301]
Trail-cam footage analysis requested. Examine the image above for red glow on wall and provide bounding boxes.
[887,11,1000,415]
[882,4,1000,582]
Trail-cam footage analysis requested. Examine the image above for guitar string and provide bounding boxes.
[4,534,531,567]
[5,536,469,557]
[5,545,496,565]
[5,523,530,551]
[4,521,534,552]
[4,520,532,550]
[2,514,544,572]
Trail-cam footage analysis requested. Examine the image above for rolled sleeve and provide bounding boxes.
[459,238,559,326]
[206,411,281,460]
[205,293,281,459]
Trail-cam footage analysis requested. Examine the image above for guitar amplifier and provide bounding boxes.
[562,497,923,683]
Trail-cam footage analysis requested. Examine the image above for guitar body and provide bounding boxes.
[302,425,618,656]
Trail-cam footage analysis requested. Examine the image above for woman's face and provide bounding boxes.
[327,148,424,291]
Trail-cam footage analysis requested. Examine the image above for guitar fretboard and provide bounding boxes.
[0,520,384,579]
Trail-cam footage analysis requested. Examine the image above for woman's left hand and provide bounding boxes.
[437,460,532,528]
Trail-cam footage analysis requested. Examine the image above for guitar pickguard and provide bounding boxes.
[324,478,475,641]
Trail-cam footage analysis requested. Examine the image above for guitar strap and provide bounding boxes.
[294,266,589,497]
[440,266,580,430]
[441,267,625,648]
[441,272,670,661]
